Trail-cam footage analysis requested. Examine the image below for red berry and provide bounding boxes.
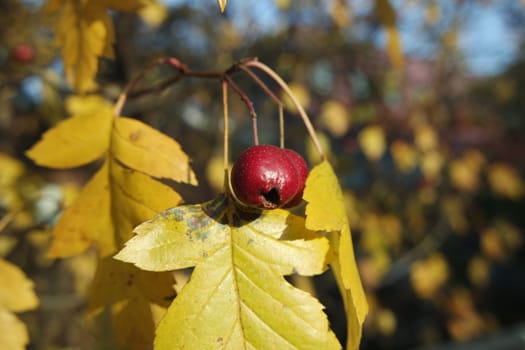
[12,44,35,63]
[231,145,308,209]
[282,149,309,208]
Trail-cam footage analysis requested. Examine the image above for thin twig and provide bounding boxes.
[243,60,325,161]
[222,79,229,172]
[223,75,259,145]
[279,105,285,148]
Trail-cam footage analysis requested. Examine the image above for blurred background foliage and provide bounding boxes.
[1,0,524,349]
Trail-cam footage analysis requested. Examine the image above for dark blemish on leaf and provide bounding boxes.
[126,273,134,286]
[129,130,141,142]
[164,292,177,301]
[216,337,223,344]
[173,210,184,222]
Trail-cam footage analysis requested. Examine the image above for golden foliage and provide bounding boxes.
[0,259,39,350]
[116,195,339,349]
[26,94,196,347]
[303,161,368,350]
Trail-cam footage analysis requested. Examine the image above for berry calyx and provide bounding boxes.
[230,144,308,209]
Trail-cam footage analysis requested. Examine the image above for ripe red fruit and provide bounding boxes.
[282,149,309,208]
[231,144,308,209]
[12,44,35,63]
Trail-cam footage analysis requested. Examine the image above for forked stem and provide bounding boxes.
[243,60,325,161]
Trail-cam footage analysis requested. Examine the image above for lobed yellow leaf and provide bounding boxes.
[112,117,198,185]
[66,94,114,116]
[303,161,368,350]
[89,256,174,349]
[48,162,114,258]
[26,110,112,168]
[0,308,30,350]
[116,195,339,349]
[0,259,39,312]
[47,0,116,92]
[109,160,183,246]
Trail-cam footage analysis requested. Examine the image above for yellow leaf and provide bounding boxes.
[358,125,386,162]
[217,0,227,13]
[112,117,198,184]
[414,124,439,152]
[48,162,114,258]
[282,82,310,114]
[421,150,444,180]
[375,0,403,69]
[410,253,449,299]
[0,153,25,186]
[66,94,114,116]
[206,155,227,193]
[110,160,183,245]
[385,26,404,69]
[138,0,168,27]
[26,109,112,168]
[116,195,339,349]
[0,259,39,312]
[48,157,183,258]
[89,256,174,349]
[330,0,351,27]
[47,0,116,92]
[303,161,368,350]
[0,308,30,350]
[487,162,524,200]
[320,100,350,137]
[390,140,417,173]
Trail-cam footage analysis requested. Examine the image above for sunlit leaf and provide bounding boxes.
[303,161,368,350]
[410,253,449,299]
[66,94,115,116]
[89,256,174,350]
[375,0,403,68]
[0,153,25,186]
[112,117,197,184]
[320,100,350,137]
[0,259,39,350]
[421,150,444,180]
[26,106,113,168]
[390,140,417,173]
[282,82,310,114]
[45,0,113,91]
[449,149,486,192]
[0,308,29,350]
[414,124,439,152]
[0,259,39,312]
[138,0,168,27]
[206,155,227,193]
[48,162,113,258]
[440,195,469,233]
[468,255,490,287]
[330,0,351,27]
[217,0,227,13]
[487,162,524,200]
[116,195,339,349]
[358,125,386,162]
